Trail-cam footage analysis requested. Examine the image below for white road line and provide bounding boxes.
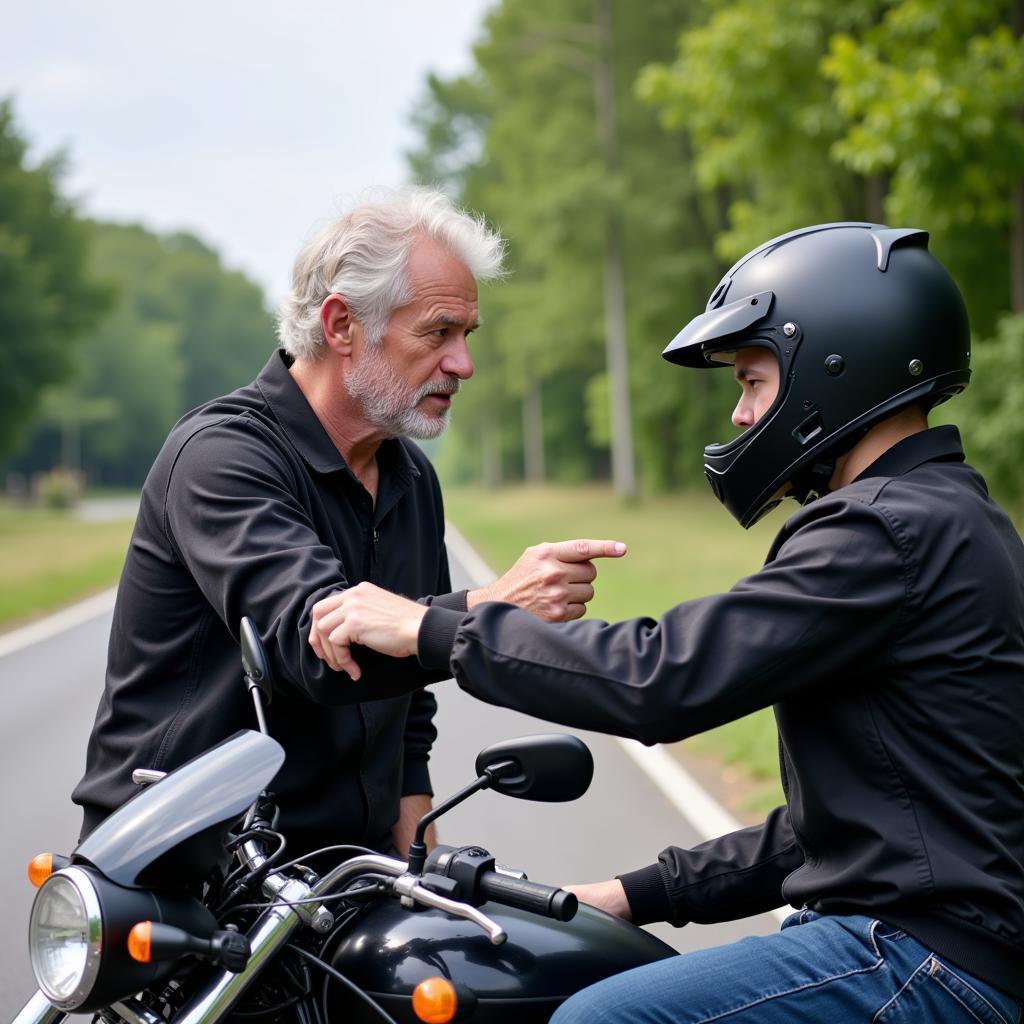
[0,587,117,659]
[445,522,498,585]
[616,740,745,842]
[446,519,788,924]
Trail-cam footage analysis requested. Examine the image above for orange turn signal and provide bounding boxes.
[128,922,153,964]
[27,854,54,889]
[411,976,458,1023]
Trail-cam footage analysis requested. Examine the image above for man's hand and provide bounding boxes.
[392,793,437,859]
[564,878,632,920]
[308,582,426,680]
[468,539,627,622]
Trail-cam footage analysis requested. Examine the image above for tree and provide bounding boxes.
[823,0,1024,331]
[409,0,725,493]
[9,221,275,487]
[640,0,1024,512]
[0,100,109,458]
[638,0,887,264]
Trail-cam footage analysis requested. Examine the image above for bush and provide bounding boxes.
[35,467,84,509]
[959,314,1024,522]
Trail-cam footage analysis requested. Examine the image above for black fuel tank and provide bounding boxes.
[327,900,676,1023]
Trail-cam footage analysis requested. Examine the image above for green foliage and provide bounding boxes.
[823,0,1024,331]
[0,100,109,457]
[638,0,1024,507]
[10,221,275,486]
[414,0,1024,507]
[959,313,1024,519]
[637,0,884,261]
[410,0,729,492]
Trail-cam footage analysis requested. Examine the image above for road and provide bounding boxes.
[0,541,781,1021]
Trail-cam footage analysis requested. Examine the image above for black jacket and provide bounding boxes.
[74,350,466,853]
[419,427,1024,998]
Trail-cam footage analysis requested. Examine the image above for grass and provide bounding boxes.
[0,504,133,629]
[444,484,787,816]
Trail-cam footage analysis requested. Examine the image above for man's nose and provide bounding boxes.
[441,337,474,380]
[732,397,754,429]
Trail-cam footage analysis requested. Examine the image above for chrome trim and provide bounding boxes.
[11,990,67,1024]
[393,874,506,945]
[312,853,406,897]
[29,867,104,1011]
[111,998,163,1024]
[171,900,301,1024]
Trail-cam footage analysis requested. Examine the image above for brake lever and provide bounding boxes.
[392,873,507,945]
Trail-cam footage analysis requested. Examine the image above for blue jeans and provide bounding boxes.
[551,911,1022,1024]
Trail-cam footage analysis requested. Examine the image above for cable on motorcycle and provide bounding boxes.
[271,843,378,874]
[287,945,400,1024]
[216,829,288,911]
[223,876,392,914]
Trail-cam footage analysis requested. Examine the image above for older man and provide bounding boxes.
[72,188,623,858]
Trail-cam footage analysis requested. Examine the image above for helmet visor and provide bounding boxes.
[662,290,774,367]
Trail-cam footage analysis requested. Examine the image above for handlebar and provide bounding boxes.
[478,871,578,922]
[423,844,579,923]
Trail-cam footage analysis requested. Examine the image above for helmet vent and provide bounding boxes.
[871,227,929,271]
[792,411,824,446]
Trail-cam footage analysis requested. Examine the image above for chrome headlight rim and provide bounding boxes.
[30,865,104,1011]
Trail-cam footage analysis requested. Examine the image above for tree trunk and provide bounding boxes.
[482,415,502,490]
[863,174,889,224]
[594,0,636,500]
[1012,181,1024,314]
[522,377,545,483]
[1013,1,1024,312]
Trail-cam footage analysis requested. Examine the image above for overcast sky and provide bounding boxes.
[2,1,494,305]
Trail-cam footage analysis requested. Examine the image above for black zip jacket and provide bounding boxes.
[74,350,466,853]
[418,427,1024,998]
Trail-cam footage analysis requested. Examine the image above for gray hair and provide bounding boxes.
[276,188,506,359]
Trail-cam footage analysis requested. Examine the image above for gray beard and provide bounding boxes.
[344,345,460,440]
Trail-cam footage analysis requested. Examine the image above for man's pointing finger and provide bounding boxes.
[550,539,627,561]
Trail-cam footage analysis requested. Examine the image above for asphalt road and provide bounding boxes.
[0,544,780,1021]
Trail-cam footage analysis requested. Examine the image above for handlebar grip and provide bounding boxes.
[477,872,578,922]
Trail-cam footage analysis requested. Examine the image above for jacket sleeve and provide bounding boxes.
[418,495,909,744]
[164,419,452,705]
[618,806,804,925]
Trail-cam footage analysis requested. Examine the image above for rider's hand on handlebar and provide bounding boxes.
[308,583,426,680]
[467,539,627,623]
[564,879,633,921]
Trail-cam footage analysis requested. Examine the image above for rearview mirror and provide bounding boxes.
[475,734,593,802]
[240,617,273,706]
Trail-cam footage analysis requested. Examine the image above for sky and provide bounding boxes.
[2,1,495,305]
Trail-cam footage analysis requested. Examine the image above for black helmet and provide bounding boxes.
[663,222,971,528]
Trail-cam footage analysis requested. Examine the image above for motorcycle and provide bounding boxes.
[14,618,675,1024]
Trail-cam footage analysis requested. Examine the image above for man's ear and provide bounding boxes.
[320,294,356,356]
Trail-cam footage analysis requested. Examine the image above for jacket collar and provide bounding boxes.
[256,349,420,482]
[854,424,964,484]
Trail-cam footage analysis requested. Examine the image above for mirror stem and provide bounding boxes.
[407,771,499,875]
[247,680,269,736]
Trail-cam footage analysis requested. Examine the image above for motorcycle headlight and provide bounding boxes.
[29,867,103,1010]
